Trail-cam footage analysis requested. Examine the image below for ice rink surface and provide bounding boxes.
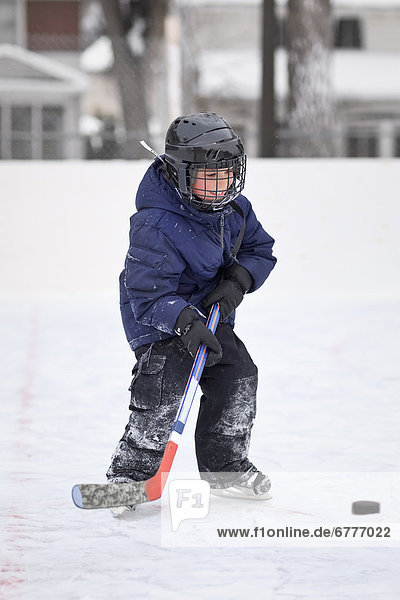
[1,160,400,598]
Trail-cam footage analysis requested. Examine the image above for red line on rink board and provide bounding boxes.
[1,309,38,594]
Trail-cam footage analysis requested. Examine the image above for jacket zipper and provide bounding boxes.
[220,214,225,249]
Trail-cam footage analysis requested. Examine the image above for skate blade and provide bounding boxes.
[110,505,137,520]
[210,487,272,501]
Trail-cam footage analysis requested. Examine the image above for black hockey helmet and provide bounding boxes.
[164,112,246,211]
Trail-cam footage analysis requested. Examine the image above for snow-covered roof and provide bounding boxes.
[279,0,400,6]
[332,50,400,100]
[81,33,400,104]
[80,28,145,74]
[199,48,400,102]
[0,44,88,95]
[80,36,113,73]
[179,0,400,6]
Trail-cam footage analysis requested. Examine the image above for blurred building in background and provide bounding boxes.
[194,0,400,158]
[1,0,400,159]
[0,0,87,159]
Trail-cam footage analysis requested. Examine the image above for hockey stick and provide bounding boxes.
[71,302,220,509]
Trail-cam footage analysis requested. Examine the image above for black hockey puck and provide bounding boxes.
[352,500,380,515]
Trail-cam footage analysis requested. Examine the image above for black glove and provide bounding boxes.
[175,306,222,367]
[202,263,253,321]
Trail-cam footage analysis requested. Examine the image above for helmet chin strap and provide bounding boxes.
[190,192,231,212]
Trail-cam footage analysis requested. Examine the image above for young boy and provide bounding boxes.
[107,112,277,500]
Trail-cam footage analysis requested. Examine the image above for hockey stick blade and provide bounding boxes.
[72,480,148,509]
[72,440,178,509]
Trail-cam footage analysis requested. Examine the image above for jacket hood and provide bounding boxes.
[135,158,231,224]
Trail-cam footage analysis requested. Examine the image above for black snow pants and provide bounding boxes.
[106,324,258,486]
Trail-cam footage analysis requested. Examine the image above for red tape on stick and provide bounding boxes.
[144,441,179,501]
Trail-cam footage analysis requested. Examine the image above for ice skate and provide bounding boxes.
[108,475,138,518]
[210,469,272,501]
[110,505,137,519]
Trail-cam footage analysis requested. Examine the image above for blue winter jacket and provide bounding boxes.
[120,158,277,351]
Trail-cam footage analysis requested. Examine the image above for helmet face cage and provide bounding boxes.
[167,154,246,212]
[187,155,246,211]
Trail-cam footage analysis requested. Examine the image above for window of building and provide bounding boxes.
[0,103,65,159]
[0,1,18,44]
[26,0,80,51]
[395,131,400,157]
[347,129,378,157]
[11,105,32,159]
[275,17,286,48]
[42,105,64,159]
[334,18,363,49]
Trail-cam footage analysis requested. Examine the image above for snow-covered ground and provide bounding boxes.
[1,159,400,598]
